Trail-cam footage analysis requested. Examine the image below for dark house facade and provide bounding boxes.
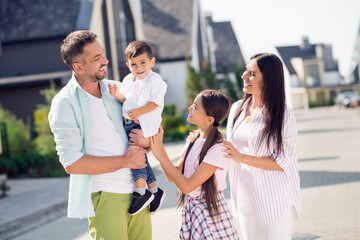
[0,0,136,121]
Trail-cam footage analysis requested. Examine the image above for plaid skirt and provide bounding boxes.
[180,191,239,240]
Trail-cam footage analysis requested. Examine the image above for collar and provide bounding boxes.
[69,72,109,95]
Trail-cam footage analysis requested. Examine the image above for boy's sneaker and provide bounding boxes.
[129,189,154,215]
[150,188,166,214]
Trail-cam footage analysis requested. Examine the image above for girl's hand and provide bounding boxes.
[150,126,166,161]
[108,84,119,97]
[222,140,244,163]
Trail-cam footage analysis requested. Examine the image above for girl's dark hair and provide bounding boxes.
[232,53,285,155]
[60,30,97,70]
[178,90,230,220]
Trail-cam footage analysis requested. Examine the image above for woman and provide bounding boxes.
[222,53,300,240]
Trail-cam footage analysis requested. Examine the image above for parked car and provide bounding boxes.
[335,91,360,108]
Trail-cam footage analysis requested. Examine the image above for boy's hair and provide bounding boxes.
[178,90,230,221]
[125,41,153,60]
[60,30,97,70]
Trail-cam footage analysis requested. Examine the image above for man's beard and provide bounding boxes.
[87,71,106,82]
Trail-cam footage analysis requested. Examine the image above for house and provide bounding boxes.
[204,15,246,87]
[0,0,136,121]
[276,37,358,109]
[139,0,244,110]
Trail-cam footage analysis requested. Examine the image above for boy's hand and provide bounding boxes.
[108,83,119,97]
[108,84,125,103]
[127,109,142,120]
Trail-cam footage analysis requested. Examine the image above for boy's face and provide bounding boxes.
[126,53,155,80]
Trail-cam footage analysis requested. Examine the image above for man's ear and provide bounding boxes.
[73,62,84,74]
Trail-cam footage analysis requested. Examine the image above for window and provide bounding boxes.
[305,64,320,87]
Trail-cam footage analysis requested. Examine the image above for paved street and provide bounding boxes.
[1,106,359,240]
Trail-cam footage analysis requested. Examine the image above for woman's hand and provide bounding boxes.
[150,126,166,162]
[185,129,199,143]
[222,140,245,163]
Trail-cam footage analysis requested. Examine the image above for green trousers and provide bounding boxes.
[89,191,152,240]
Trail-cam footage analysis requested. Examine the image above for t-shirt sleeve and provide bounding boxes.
[149,76,167,107]
[202,143,229,171]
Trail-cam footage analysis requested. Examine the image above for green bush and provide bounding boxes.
[0,105,31,157]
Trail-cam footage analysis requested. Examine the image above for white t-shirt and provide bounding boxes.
[87,93,134,193]
[179,139,230,196]
[120,70,167,138]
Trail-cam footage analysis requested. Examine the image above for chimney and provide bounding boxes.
[300,36,311,50]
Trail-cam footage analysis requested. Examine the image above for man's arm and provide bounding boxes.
[65,145,147,174]
[127,101,158,120]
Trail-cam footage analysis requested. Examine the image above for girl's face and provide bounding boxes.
[187,95,209,126]
[242,59,263,97]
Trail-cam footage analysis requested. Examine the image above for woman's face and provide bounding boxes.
[242,59,263,97]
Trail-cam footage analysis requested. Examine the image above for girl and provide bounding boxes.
[150,90,239,240]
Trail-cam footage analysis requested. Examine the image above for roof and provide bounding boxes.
[141,0,193,61]
[276,44,339,75]
[0,0,81,43]
[211,21,245,74]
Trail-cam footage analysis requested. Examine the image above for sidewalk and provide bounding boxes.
[1,106,360,239]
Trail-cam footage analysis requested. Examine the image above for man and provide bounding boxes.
[49,30,151,239]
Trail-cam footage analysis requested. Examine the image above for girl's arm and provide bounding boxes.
[151,127,218,194]
[222,140,283,171]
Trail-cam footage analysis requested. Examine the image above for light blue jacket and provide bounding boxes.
[48,74,128,218]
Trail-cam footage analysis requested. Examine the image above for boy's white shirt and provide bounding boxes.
[120,70,167,138]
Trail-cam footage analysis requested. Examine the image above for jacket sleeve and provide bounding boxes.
[48,95,84,168]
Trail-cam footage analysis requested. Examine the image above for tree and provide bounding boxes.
[202,59,219,89]
[233,59,245,99]
[185,63,203,106]
[33,81,59,155]
[225,75,238,103]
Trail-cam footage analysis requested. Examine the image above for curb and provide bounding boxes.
[0,201,67,240]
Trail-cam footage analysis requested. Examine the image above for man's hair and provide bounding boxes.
[60,30,97,70]
[125,40,153,60]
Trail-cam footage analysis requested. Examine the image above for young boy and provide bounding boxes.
[109,41,167,215]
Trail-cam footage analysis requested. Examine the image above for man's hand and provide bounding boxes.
[129,129,150,148]
[125,146,147,169]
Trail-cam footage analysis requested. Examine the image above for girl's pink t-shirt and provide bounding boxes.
[179,139,230,195]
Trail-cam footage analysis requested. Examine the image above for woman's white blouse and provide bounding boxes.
[226,99,300,227]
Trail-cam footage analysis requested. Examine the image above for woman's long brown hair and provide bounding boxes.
[232,53,286,155]
[177,90,230,220]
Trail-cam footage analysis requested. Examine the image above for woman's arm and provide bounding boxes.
[151,127,218,193]
[222,140,283,171]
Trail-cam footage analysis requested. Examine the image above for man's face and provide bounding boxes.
[126,53,155,80]
[80,41,109,82]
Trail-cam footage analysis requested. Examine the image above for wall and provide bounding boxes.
[157,61,187,110]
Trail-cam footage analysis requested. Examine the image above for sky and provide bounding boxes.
[199,0,360,78]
